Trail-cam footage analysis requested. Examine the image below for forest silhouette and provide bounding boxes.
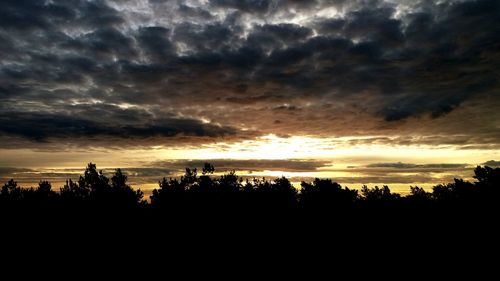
[2,162,499,219]
[2,162,499,260]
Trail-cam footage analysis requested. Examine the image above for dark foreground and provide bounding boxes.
[1,164,499,273]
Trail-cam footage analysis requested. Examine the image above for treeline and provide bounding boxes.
[1,162,499,215]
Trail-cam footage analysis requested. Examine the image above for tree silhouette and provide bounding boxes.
[1,179,22,200]
[110,168,145,208]
[473,165,500,200]
[216,170,241,192]
[59,163,144,211]
[300,178,358,211]
[150,176,187,211]
[361,185,400,202]
[202,162,215,175]
[28,180,58,206]
[245,176,298,213]
[473,166,500,185]
[432,179,475,202]
[60,178,88,200]
[37,180,52,194]
[409,186,430,198]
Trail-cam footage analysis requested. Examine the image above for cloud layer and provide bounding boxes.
[1,0,499,149]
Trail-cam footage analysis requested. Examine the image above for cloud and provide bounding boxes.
[0,104,239,147]
[209,0,274,14]
[136,26,175,61]
[0,0,499,149]
[482,160,500,167]
[0,0,124,31]
[150,159,331,172]
[0,167,35,176]
[365,162,469,169]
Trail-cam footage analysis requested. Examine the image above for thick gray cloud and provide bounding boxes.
[209,0,275,14]
[1,0,499,149]
[0,104,238,148]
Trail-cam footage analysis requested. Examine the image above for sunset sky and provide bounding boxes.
[1,0,499,195]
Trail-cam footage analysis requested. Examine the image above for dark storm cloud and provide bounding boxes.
[0,105,238,146]
[136,26,175,61]
[247,23,313,50]
[172,22,234,51]
[66,28,137,58]
[1,0,499,149]
[210,0,274,14]
[0,0,124,31]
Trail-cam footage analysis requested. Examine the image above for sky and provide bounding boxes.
[1,0,500,195]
